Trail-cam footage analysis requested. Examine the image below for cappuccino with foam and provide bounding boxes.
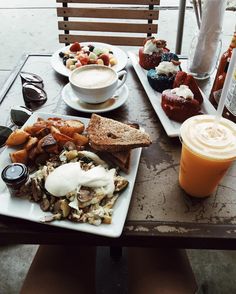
[72,67,116,89]
[69,65,127,104]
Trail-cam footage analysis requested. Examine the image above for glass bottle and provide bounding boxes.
[224,67,236,122]
[209,30,236,113]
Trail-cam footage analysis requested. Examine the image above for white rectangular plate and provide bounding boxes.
[0,112,141,238]
[128,51,217,137]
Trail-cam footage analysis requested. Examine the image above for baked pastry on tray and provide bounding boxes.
[139,37,169,70]
[161,72,204,123]
[147,53,181,92]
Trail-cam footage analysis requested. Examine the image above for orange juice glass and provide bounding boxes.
[179,115,236,197]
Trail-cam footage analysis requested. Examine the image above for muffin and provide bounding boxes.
[161,85,202,122]
[173,71,203,104]
[147,53,180,92]
[139,37,169,70]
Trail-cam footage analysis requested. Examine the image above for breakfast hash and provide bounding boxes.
[4,117,128,226]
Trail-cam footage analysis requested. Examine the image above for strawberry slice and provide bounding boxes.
[173,72,203,104]
[69,42,81,52]
[184,75,203,104]
[99,54,110,66]
[173,71,187,88]
[79,55,89,65]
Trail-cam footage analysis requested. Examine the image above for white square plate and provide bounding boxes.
[0,112,141,238]
[128,51,217,137]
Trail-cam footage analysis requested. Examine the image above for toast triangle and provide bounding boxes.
[87,114,151,152]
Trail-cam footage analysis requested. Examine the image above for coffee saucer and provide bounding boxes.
[61,83,129,113]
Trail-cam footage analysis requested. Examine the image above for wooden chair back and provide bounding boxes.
[56,0,160,46]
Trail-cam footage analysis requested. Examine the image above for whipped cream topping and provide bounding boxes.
[143,39,163,55]
[171,85,194,100]
[180,115,236,160]
[155,61,178,75]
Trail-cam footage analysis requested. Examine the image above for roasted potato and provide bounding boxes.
[50,125,61,135]
[6,129,30,146]
[24,136,38,151]
[10,149,28,164]
[35,127,50,139]
[28,146,38,161]
[37,133,58,153]
[53,132,74,145]
[8,117,86,165]
[73,133,89,146]
[24,121,47,135]
[59,126,79,137]
[65,120,84,133]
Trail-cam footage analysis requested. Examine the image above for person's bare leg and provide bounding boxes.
[128,247,197,294]
[20,245,96,294]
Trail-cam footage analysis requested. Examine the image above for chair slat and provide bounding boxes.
[57,0,160,46]
[58,21,158,34]
[57,7,159,20]
[57,0,160,5]
[59,34,147,46]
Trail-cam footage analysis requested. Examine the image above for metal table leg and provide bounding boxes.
[175,0,186,54]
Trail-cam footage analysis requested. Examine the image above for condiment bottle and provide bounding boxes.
[1,163,29,197]
[225,66,236,122]
[209,29,236,122]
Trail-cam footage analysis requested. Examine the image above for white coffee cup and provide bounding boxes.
[69,64,127,104]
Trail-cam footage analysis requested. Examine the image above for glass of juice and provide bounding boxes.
[179,114,236,197]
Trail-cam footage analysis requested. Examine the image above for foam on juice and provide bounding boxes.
[181,115,236,161]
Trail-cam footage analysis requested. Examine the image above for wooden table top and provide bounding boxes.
[0,53,236,249]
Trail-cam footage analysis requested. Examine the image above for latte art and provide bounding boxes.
[72,67,116,89]
[69,64,127,104]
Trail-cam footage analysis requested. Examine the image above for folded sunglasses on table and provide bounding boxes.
[0,72,47,147]
[0,106,32,147]
[20,72,47,108]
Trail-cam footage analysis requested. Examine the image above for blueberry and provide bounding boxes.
[63,56,69,65]
[109,51,113,54]
[88,45,95,52]
[161,53,179,62]
[59,51,65,58]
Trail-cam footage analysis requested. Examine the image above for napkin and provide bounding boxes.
[189,0,227,75]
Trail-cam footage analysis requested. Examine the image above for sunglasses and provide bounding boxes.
[0,106,32,148]
[20,72,47,108]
